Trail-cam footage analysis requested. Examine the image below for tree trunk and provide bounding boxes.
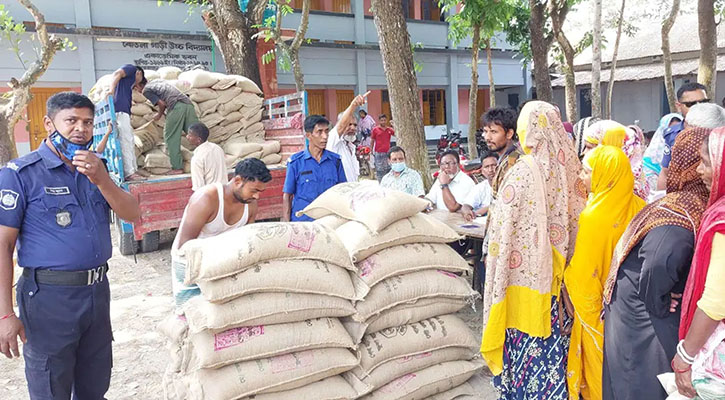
[290,47,305,92]
[529,0,553,102]
[204,0,263,88]
[697,0,717,98]
[467,25,481,159]
[591,0,602,118]
[486,37,496,108]
[0,0,62,165]
[606,0,626,118]
[371,0,432,188]
[662,0,680,113]
[550,1,577,122]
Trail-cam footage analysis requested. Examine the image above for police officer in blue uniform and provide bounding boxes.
[0,92,140,399]
[282,115,346,222]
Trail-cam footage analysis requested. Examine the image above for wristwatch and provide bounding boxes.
[440,184,449,189]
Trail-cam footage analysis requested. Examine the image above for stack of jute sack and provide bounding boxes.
[87,67,284,173]
[302,182,486,400]
[160,222,370,400]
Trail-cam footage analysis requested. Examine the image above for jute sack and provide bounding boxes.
[244,121,264,136]
[224,155,241,169]
[144,149,172,169]
[315,215,349,231]
[197,259,361,303]
[158,66,182,80]
[344,347,477,394]
[131,103,153,116]
[145,69,160,81]
[222,111,243,125]
[262,153,282,165]
[130,115,146,129]
[241,103,264,120]
[200,112,224,128]
[183,292,356,334]
[342,297,469,343]
[162,368,188,400]
[353,270,477,322]
[238,376,359,400]
[158,314,189,346]
[183,317,355,370]
[132,90,147,103]
[242,150,263,160]
[197,98,219,116]
[336,213,461,262]
[223,140,262,158]
[246,131,266,143]
[188,88,218,103]
[357,242,471,288]
[359,360,484,400]
[242,109,264,128]
[261,140,281,157]
[178,70,219,89]
[299,182,429,233]
[169,79,192,94]
[134,121,162,156]
[210,73,237,90]
[147,167,172,175]
[187,348,359,400]
[216,86,242,104]
[357,314,478,374]
[181,222,354,284]
[426,378,479,400]
[233,75,263,94]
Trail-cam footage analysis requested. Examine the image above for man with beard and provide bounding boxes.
[327,92,369,182]
[170,158,272,311]
[482,106,523,198]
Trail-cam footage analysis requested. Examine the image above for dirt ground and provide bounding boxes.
[0,229,496,400]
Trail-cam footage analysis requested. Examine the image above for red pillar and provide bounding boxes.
[256,38,278,98]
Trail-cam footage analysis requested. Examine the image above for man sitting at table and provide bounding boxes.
[461,150,497,221]
[425,150,475,212]
[380,146,425,197]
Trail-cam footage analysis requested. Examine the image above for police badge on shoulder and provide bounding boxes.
[56,210,71,227]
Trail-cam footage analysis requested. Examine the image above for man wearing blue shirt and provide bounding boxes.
[108,63,146,181]
[657,82,709,190]
[282,115,347,222]
[0,92,140,399]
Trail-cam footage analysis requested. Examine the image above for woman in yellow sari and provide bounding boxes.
[564,145,646,399]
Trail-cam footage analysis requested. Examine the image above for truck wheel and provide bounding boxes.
[116,219,138,256]
[141,231,160,253]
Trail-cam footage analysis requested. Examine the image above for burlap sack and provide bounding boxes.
[181,222,354,284]
[147,167,172,175]
[188,88,218,102]
[158,314,189,345]
[181,146,192,162]
[224,155,240,169]
[239,376,359,400]
[242,150,263,160]
[162,368,187,400]
[359,360,484,400]
[179,70,219,89]
[336,214,461,262]
[134,120,162,157]
[184,318,355,370]
[223,140,262,158]
[158,66,182,80]
[183,292,356,334]
[262,153,282,165]
[233,75,263,94]
[246,131,266,143]
[342,297,469,343]
[169,79,192,94]
[130,115,146,129]
[242,109,264,128]
[131,103,153,116]
[216,86,242,104]
[353,270,477,323]
[200,112,224,128]
[197,259,361,303]
[222,121,244,137]
[222,111,243,125]
[210,73,237,90]
[144,149,172,169]
[357,315,478,374]
[315,215,349,231]
[261,140,281,157]
[88,74,113,103]
[344,347,477,394]
[426,379,478,400]
[357,243,471,288]
[197,98,219,116]
[132,90,146,103]
[187,348,359,400]
[145,69,160,81]
[242,104,264,120]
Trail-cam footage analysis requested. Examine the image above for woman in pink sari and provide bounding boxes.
[673,127,725,398]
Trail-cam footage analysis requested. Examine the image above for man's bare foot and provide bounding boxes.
[125,173,146,181]
[165,169,184,175]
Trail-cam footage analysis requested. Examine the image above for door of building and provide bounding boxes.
[336,90,354,116]
[306,89,326,117]
[27,87,70,151]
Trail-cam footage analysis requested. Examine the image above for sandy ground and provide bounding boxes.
[0,229,496,400]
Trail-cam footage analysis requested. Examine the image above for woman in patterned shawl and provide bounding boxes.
[600,126,710,400]
[481,101,586,399]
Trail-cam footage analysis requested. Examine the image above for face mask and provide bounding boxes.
[391,162,406,173]
[344,134,356,143]
[49,130,92,161]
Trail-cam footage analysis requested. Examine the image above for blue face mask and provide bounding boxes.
[390,162,406,173]
[49,130,92,161]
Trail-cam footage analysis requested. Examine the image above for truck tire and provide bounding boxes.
[116,219,138,256]
[141,231,160,253]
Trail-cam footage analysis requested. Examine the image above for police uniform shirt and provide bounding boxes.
[283,148,347,222]
[0,142,112,271]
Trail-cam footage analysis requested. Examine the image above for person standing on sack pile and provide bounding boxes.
[282,115,347,222]
[0,92,141,399]
[328,92,370,182]
[171,158,272,311]
[380,145,425,197]
[371,114,395,181]
[108,63,147,181]
[136,79,199,176]
[185,122,227,191]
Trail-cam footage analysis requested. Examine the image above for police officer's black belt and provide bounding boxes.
[22,264,109,286]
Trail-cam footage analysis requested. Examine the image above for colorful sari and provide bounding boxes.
[565,146,645,399]
[482,101,585,399]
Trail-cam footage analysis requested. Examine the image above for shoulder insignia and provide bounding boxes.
[6,162,18,171]
[0,189,19,211]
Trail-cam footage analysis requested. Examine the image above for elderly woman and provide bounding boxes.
[602,127,711,400]
[481,101,585,399]
[672,127,725,398]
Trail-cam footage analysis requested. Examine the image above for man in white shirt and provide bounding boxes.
[461,150,498,221]
[425,150,475,212]
[327,92,369,182]
[186,122,228,191]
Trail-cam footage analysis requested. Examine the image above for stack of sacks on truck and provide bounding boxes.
[159,221,370,400]
[87,67,284,175]
[303,181,486,400]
